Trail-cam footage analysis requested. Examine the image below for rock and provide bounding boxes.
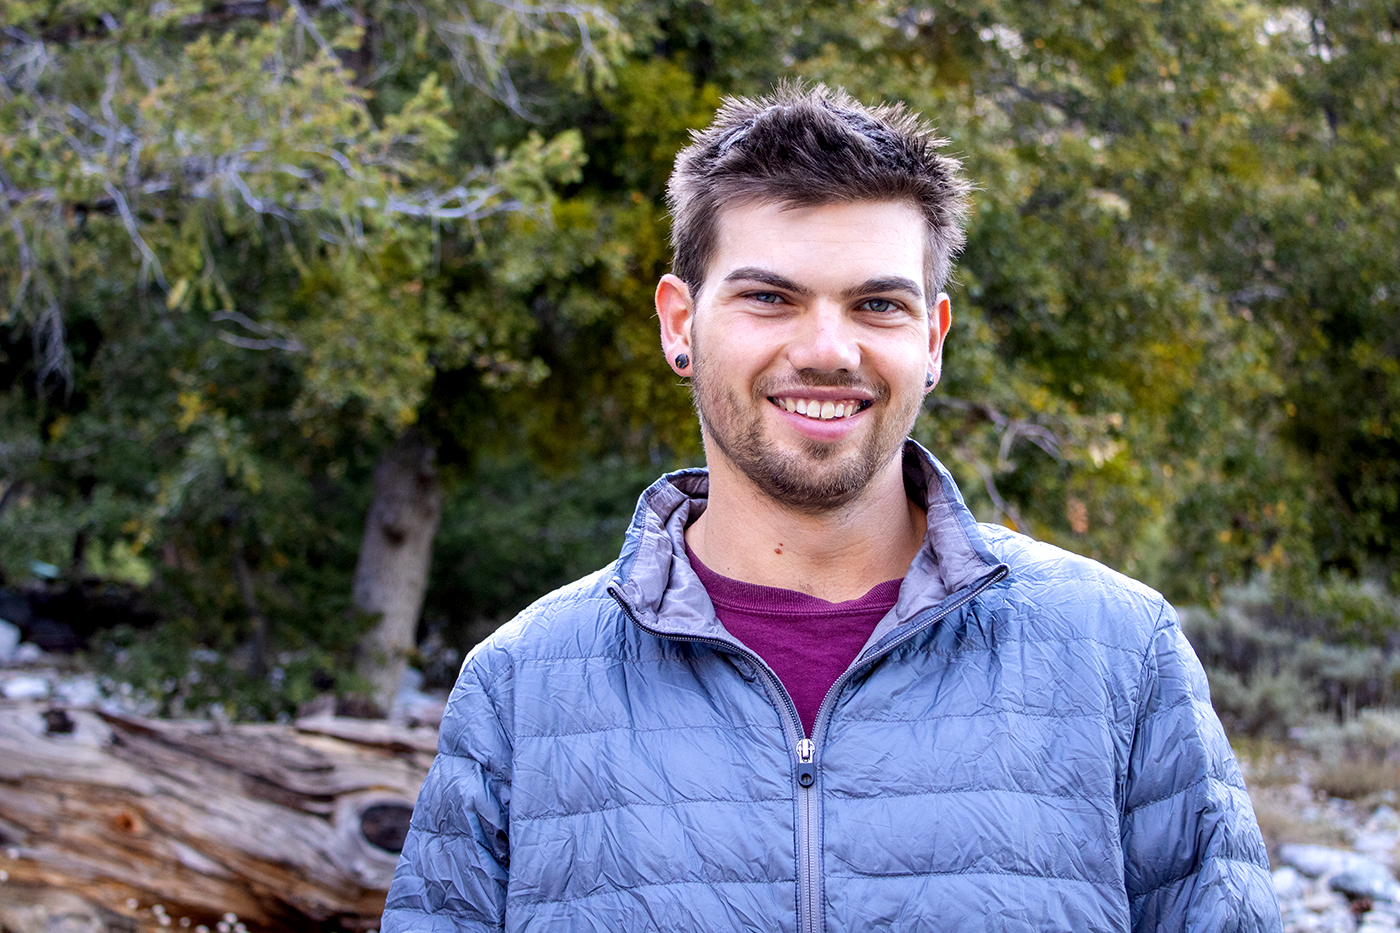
[391,682,446,727]
[1282,843,1396,881]
[53,676,99,708]
[1357,806,1400,853]
[390,668,445,726]
[2,675,50,701]
[1275,866,1306,899]
[1333,868,1400,904]
[1359,920,1400,933]
[296,692,337,719]
[1362,904,1400,930]
[1368,905,1400,923]
[0,619,19,661]
[1280,841,1400,906]
[1302,890,1346,913]
[1368,806,1400,833]
[1357,804,1400,872]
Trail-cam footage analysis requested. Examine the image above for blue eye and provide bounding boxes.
[751,292,783,304]
[861,298,898,313]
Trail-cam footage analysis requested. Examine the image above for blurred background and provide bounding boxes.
[0,0,1398,922]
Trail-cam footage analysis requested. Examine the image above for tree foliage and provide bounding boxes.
[0,0,1395,717]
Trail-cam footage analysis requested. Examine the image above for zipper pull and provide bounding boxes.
[796,738,816,788]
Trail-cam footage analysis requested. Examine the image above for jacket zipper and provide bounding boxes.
[795,736,819,933]
[795,565,1009,933]
[607,589,813,928]
[609,563,1007,933]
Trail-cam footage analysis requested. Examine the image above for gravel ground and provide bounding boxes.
[1249,751,1400,933]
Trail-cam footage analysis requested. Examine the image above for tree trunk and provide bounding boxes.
[352,430,443,710]
[231,532,269,678]
[0,700,435,933]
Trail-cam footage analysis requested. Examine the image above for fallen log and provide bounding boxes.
[0,700,437,933]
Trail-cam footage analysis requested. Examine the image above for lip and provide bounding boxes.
[767,396,871,442]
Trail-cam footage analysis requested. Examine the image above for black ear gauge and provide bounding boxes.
[925,372,935,388]
[675,353,690,370]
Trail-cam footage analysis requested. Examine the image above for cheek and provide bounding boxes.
[890,343,935,380]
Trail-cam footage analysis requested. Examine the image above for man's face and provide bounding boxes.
[660,199,950,514]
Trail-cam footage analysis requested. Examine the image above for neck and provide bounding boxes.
[687,449,926,602]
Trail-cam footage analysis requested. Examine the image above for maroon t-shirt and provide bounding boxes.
[685,542,901,734]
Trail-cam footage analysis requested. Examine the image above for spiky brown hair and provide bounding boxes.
[666,82,971,300]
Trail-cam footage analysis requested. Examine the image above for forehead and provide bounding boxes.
[708,200,928,296]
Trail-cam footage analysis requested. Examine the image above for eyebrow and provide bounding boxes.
[840,276,924,303]
[722,267,924,304]
[723,267,813,297]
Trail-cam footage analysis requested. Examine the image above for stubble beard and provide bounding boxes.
[689,338,916,516]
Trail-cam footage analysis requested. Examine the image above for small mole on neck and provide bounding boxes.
[774,543,784,555]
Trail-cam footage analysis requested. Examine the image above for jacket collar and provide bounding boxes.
[610,440,1006,648]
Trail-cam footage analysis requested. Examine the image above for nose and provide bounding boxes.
[785,302,860,374]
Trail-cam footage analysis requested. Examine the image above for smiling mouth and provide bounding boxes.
[770,397,873,421]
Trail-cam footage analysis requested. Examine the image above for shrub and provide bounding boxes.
[1297,711,1400,801]
[1182,579,1400,737]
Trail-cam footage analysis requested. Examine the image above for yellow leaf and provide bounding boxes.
[166,278,189,310]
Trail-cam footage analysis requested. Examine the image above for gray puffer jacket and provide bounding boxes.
[383,442,1281,932]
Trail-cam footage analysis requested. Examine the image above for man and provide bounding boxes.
[383,85,1281,931]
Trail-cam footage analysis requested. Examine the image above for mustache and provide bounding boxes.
[755,369,888,400]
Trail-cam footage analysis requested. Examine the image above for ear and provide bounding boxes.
[925,293,952,392]
[656,274,696,375]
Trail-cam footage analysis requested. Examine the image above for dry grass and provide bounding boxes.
[1248,784,1351,862]
[1235,738,1305,789]
[1297,710,1400,801]
[1233,738,1354,861]
[1309,758,1400,801]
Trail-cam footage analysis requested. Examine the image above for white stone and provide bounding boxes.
[1302,890,1345,912]
[1369,806,1400,833]
[1,675,49,700]
[1331,864,1400,903]
[54,676,100,708]
[1276,866,1307,899]
[1283,843,1396,881]
[0,620,18,661]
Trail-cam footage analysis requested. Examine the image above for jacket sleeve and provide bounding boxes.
[1121,603,1282,933]
[382,660,513,932]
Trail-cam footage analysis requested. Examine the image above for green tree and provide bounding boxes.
[0,0,620,709]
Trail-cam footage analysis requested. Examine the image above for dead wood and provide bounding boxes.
[0,701,436,933]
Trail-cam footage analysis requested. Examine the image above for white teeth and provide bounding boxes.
[774,398,864,421]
